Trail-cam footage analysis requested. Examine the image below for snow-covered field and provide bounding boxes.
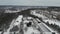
[2,15,23,34]
[43,19,60,27]
[23,17,40,34]
[33,12,60,27]
[24,27,40,34]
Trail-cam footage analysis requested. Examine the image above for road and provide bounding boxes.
[33,18,53,32]
[38,23,51,32]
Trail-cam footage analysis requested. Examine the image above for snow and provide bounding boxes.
[43,18,60,27]
[24,27,40,34]
[47,19,60,26]
[3,15,23,34]
[23,20,29,24]
[14,15,23,26]
[42,23,54,32]
[33,12,60,27]
[27,17,32,19]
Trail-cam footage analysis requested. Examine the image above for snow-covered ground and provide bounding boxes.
[24,27,40,34]
[33,12,60,27]
[32,12,59,34]
[23,17,40,34]
[14,15,23,26]
[2,15,23,34]
[43,19,60,27]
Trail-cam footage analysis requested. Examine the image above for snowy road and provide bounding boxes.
[38,23,51,32]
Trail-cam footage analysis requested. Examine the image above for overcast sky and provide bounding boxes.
[0,0,60,6]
